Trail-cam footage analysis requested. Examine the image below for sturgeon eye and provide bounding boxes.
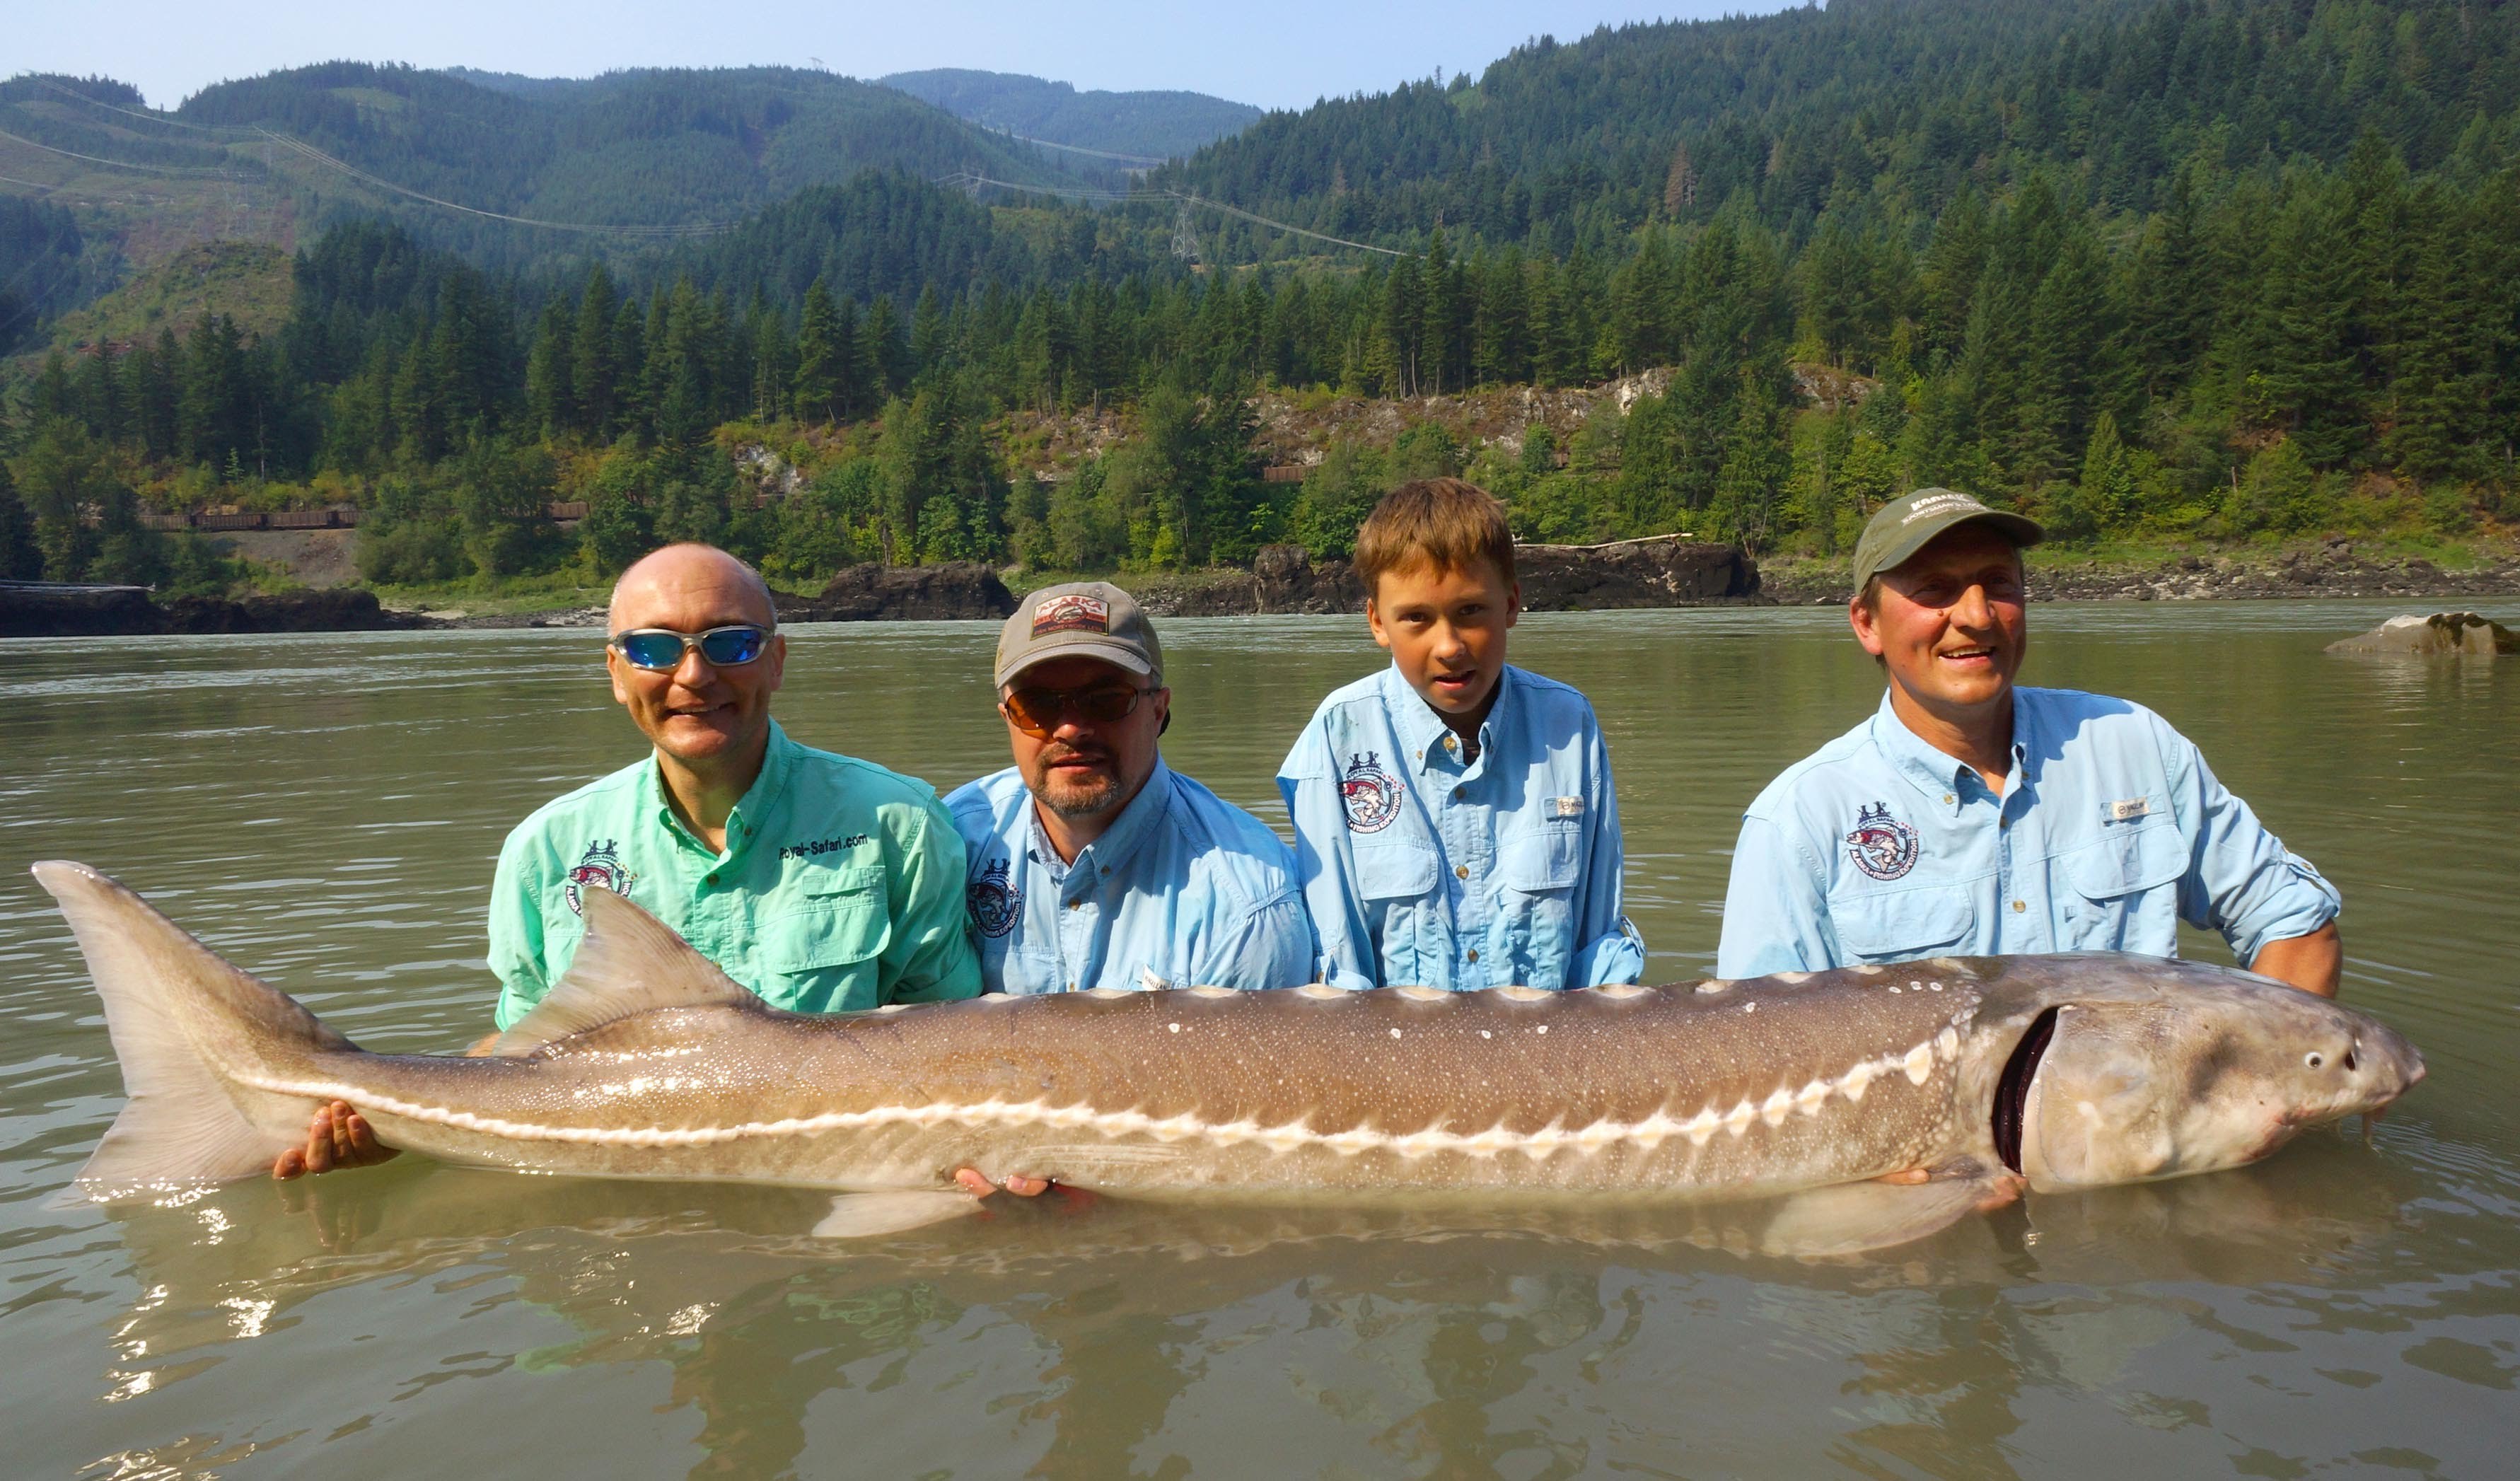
[2343,1048,2359,1071]
[2304,1052,2326,1069]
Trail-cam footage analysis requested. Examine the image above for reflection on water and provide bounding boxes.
[4,602,2516,1476]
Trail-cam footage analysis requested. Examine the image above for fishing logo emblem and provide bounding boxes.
[968,858,1023,938]
[1340,752,1405,833]
[564,840,637,914]
[1845,803,1921,881]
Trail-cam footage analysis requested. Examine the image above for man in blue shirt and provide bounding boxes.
[1279,479,1644,992]
[1717,489,2342,995]
[946,581,1311,999]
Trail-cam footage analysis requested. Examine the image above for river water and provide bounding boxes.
[2,602,2514,1478]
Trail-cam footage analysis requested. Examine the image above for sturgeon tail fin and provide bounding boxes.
[33,861,359,1202]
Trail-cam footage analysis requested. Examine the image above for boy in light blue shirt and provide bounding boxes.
[1278,479,1644,992]
[1716,489,2341,994]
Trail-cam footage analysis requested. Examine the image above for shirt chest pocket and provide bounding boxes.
[1499,820,1580,894]
[1830,886,1977,963]
[2060,822,2186,952]
[763,864,892,999]
[1354,840,1438,902]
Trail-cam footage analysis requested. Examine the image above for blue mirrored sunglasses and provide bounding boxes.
[609,625,773,670]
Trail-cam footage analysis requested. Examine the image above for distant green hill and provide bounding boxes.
[879,68,1260,161]
[0,63,1110,312]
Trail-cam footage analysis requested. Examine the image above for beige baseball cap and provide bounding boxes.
[995,581,1164,689]
[1851,487,2045,590]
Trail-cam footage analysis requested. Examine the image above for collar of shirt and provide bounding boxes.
[1379,662,1514,778]
[1026,757,1177,902]
[645,718,800,862]
[1866,690,2026,818]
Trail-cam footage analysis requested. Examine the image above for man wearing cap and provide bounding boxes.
[1714,489,2343,996]
[946,581,1313,1000]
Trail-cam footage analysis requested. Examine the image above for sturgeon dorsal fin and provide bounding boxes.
[491,886,757,1056]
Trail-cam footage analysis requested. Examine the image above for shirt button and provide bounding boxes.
[1453,786,1465,800]
[1069,900,1084,910]
[2012,900,2027,913]
[2000,818,2011,829]
[1455,864,1470,880]
[1467,949,1479,963]
[706,873,719,885]
[1943,794,1954,805]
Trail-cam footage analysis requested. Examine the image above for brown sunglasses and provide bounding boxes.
[1001,683,1159,738]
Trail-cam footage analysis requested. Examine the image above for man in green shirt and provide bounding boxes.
[275,541,981,1178]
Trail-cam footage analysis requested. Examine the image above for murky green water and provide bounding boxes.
[4,602,2515,1478]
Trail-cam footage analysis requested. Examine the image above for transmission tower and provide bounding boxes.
[1169,199,1202,264]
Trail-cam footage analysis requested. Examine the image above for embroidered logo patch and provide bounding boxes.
[2109,797,2152,821]
[1340,750,1404,833]
[967,857,1023,938]
[1552,795,1585,819]
[1845,803,1920,882]
[1031,593,1110,637]
[565,840,636,915]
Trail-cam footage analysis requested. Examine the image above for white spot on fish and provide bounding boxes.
[1768,971,1813,985]
[1695,980,1734,994]
[1724,1099,1758,1135]
[1888,985,1902,994]
[1479,1030,1492,1039]
[1904,1040,1937,1085]
[1682,1108,1721,1146]
[1535,1025,1550,1035]
[1296,983,1347,1000]
[1167,1023,1181,1033]
[1396,984,1448,1002]
[1796,1079,1831,1115]
[1910,980,1923,992]
[1390,1028,1403,1038]
[1760,1088,1794,1126]
[1596,982,1649,1000]
[1497,985,1552,1003]
[1840,1062,1876,1101]
[1929,981,1944,992]
[1743,1001,1757,1013]
[873,1004,910,1014]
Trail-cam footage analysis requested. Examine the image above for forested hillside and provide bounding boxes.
[878,69,1260,161]
[0,63,1100,282]
[5,0,2517,596]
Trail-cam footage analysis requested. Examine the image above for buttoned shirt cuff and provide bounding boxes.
[1573,927,1647,987]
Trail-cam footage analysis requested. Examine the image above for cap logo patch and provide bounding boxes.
[1032,593,1110,637]
[1340,751,1404,833]
[1846,803,1920,881]
[1901,491,1988,524]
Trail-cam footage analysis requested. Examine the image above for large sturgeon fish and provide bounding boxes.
[37,861,2424,1254]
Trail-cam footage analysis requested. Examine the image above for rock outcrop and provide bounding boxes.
[2325,611,2519,656]
[1,584,413,638]
[779,562,1017,622]
[1130,538,1761,617]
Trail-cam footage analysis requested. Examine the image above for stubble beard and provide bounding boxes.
[1027,758,1122,819]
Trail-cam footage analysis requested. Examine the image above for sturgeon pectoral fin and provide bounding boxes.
[1754,1173,2024,1259]
[492,887,758,1056]
[811,1191,985,1239]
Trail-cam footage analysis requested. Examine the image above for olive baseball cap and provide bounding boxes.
[1851,487,2045,590]
[995,581,1164,689]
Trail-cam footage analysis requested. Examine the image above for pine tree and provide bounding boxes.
[793,279,843,425]
[571,266,619,437]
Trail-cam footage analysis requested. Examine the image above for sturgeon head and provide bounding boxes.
[1969,955,2425,1191]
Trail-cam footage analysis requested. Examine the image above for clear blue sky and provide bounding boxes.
[21,1,1799,112]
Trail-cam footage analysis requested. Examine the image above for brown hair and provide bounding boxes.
[1354,478,1516,596]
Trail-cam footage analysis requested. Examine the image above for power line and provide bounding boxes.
[252,127,732,237]
[934,170,1410,257]
[30,78,256,136]
[0,126,243,178]
[995,131,1165,167]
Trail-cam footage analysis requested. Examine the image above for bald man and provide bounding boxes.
[276,542,982,1178]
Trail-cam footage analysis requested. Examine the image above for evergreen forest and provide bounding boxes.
[5,0,2519,594]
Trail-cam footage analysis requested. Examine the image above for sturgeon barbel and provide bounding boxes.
[37,861,2424,1252]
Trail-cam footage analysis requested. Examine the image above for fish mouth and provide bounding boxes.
[1992,1006,2060,1175]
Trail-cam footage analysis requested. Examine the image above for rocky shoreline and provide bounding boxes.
[11,538,2516,639]
[1761,539,2520,605]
